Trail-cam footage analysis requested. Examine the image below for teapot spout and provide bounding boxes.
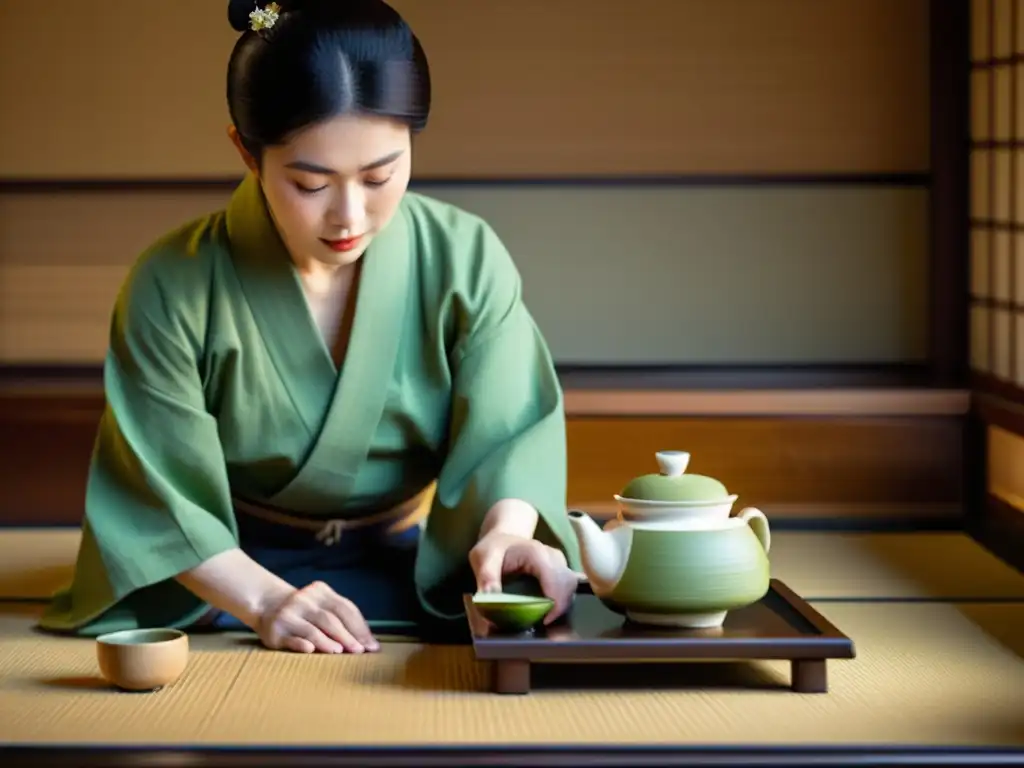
[567,510,629,593]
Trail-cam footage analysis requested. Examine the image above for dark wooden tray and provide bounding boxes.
[464,578,855,695]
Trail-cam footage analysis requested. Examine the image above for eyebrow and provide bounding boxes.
[285,150,405,175]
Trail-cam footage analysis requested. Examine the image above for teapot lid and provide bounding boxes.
[619,450,729,502]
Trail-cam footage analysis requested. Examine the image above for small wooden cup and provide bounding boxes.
[95,628,190,692]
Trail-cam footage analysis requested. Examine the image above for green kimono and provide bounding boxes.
[39,174,581,636]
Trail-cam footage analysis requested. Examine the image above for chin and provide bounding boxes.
[316,244,370,267]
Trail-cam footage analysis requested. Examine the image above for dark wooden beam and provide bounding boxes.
[0,172,930,193]
[928,0,971,388]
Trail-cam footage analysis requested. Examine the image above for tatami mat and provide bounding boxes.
[3,528,1024,602]
[768,531,1024,600]
[0,601,1022,746]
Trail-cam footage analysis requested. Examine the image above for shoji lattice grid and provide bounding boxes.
[971,0,1024,399]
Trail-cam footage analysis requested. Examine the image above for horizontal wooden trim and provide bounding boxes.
[0,362,944,388]
[970,140,1024,149]
[975,392,1024,440]
[971,55,1024,68]
[0,172,931,193]
[0,365,971,418]
[556,363,943,389]
[971,374,1024,418]
[564,389,969,417]
[969,298,1024,312]
[0,384,970,419]
[969,219,1024,230]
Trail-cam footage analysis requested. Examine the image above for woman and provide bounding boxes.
[39,0,582,654]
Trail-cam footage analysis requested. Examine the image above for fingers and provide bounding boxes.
[536,562,575,624]
[324,592,379,652]
[282,635,316,654]
[504,542,577,625]
[261,581,380,654]
[311,607,364,653]
[469,542,505,594]
[469,536,578,626]
[288,619,344,654]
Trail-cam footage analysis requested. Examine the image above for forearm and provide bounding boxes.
[479,498,539,540]
[175,548,294,630]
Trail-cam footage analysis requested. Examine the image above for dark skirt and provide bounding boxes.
[203,510,466,642]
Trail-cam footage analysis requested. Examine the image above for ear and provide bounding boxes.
[227,125,259,175]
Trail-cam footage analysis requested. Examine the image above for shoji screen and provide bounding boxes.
[971,0,1024,398]
[971,0,1024,517]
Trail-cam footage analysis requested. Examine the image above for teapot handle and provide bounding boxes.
[736,507,771,554]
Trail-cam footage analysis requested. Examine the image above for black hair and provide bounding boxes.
[226,0,431,158]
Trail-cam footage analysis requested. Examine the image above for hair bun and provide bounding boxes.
[228,0,256,32]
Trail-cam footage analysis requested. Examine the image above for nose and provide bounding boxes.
[328,183,366,232]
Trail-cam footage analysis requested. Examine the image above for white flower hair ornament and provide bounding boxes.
[249,2,282,34]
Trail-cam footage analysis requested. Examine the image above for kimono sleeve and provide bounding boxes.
[416,220,582,616]
[43,253,238,629]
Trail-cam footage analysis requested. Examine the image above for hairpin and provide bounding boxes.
[249,2,282,35]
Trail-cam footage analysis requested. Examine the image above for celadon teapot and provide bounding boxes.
[567,450,771,628]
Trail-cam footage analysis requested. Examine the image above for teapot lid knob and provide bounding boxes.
[655,450,690,477]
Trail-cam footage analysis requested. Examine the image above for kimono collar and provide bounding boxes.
[221,172,414,515]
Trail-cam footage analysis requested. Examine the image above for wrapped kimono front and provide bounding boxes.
[38,174,581,637]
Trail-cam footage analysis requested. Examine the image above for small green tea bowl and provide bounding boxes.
[471,592,554,633]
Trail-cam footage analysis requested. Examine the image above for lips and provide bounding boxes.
[321,235,363,253]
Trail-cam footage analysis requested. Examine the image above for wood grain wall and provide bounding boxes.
[0,185,930,366]
[0,0,929,179]
[0,1,962,532]
[988,423,1024,511]
[0,1,933,367]
[0,384,969,527]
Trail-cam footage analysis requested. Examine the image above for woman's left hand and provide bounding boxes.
[469,531,581,624]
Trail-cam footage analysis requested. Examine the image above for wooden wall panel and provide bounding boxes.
[0,0,929,179]
[969,392,1024,574]
[0,184,929,366]
[0,389,965,526]
[0,189,229,363]
[987,425,1024,512]
[565,416,964,520]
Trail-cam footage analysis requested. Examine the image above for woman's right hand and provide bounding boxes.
[256,581,379,654]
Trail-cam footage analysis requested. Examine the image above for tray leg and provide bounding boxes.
[493,660,531,694]
[791,659,827,693]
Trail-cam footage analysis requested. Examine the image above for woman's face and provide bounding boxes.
[233,113,413,273]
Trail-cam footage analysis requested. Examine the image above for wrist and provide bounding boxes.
[480,499,538,541]
[250,580,294,630]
